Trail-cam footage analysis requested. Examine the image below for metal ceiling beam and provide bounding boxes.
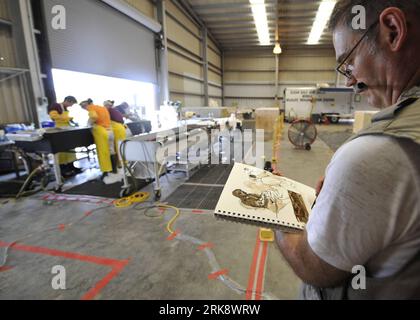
[203,14,315,23]
[220,42,332,49]
[187,0,334,52]
[195,11,276,19]
[197,9,318,20]
[207,23,276,29]
[206,18,315,28]
[207,22,312,32]
[214,28,327,35]
[189,1,277,11]
[216,35,330,41]
[219,38,331,43]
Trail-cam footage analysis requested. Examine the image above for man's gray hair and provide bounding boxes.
[329,0,420,32]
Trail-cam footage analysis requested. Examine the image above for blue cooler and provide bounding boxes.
[41,121,55,128]
[5,125,25,134]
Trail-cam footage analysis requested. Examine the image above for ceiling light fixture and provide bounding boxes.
[249,0,271,46]
[273,42,282,54]
[307,0,337,45]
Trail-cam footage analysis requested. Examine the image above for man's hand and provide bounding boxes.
[315,176,325,196]
[275,230,350,288]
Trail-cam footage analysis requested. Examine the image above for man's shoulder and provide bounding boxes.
[335,134,407,163]
[328,134,415,179]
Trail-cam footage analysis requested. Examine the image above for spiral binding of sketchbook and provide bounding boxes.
[214,163,316,233]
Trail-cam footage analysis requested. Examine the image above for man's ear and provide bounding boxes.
[379,7,408,52]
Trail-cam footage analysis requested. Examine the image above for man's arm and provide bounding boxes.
[275,230,350,288]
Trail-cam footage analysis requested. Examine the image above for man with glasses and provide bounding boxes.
[275,0,420,299]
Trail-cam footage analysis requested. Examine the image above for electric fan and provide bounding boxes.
[288,119,317,151]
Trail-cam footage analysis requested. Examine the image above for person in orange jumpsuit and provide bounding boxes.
[80,99,117,177]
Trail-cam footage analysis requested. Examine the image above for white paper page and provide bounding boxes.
[215,163,316,230]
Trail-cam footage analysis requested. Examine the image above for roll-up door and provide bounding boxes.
[43,0,157,84]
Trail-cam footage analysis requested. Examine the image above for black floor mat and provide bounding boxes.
[187,164,233,185]
[0,181,26,198]
[164,184,224,210]
[164,164,233,210]
[63,178,151,199]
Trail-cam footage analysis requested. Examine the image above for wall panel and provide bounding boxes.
[208,47,221,69]
[0,26,16,67]
[170,92,203,107]
[124,0,156,20]
[208,85,222,97]
[223,49,338,109]
[168,51,202,78]
[0,0,10,19]
[208,69,221,85]
[166,0,200,37]
[166,15,201,56]
[165,0,222,107]
[169,74,203,94]
[0,75,31,124]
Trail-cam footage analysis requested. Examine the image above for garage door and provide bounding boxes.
[42,0,157,84]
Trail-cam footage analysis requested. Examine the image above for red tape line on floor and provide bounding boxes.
[166,230,180,241]
[81,259,129,300]
[0,266,14,272]
[246,230,261,300]
[198,243,214,251]
[255,241,269,301]
[84,211,93,217]
[208,269,228,280]
[0,241,124,268]
[0,241,129,300]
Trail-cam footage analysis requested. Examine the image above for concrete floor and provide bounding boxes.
[0,123,349,300]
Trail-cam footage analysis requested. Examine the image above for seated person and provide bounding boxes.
[115,102,141,122]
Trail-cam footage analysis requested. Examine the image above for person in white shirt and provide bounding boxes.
[275,0,420,299]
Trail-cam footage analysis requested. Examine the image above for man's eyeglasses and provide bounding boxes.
[335,20,379,80]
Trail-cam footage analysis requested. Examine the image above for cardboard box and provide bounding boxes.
[353,111,378,133]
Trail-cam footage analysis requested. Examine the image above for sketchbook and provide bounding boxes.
[215,163,316,233]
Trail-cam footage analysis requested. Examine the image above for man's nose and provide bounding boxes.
[345,75,357,87]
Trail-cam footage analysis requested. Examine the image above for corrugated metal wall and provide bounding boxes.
[0,0,9,19]
[124,0,156,19]
[166,0,222,107]
[0,0,32,125]
[207,36,222,106]
[223,48,337,109]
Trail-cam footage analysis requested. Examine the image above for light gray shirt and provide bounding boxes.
[307,135,420,278]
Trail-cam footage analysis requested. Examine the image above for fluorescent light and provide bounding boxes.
[273,42,282,54]
[250,0,270,46]
[307,0,337,45]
